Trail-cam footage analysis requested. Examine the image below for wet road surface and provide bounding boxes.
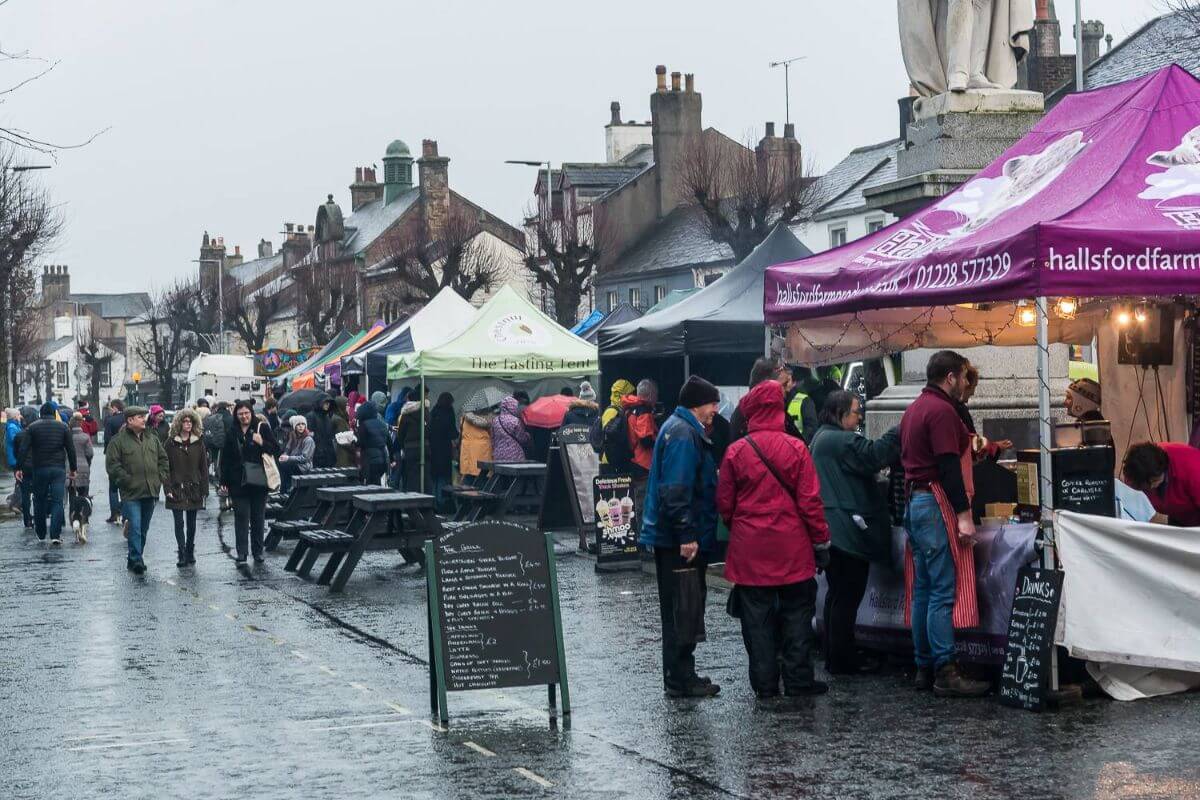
[3,456,1200,799]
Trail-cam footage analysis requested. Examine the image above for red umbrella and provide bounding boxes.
[522,394,575,429]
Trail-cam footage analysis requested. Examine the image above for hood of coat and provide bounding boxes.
[569,399,599,412]
[370,391,388,411]
[499,396,520,416]
[399,399,426,417]
[609,379,635,408]
[169,408,204,441]
[621,394,652,412]
[357,401,379,422]
[333,396,349,420]
[742,380,786,434]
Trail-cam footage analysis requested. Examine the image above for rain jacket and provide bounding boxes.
[717,380,830,586]
[639,406,718,554]
[307,399,337,468]
[459,411,493,477]
[106,426,169,501]
[19,417,78,473]
[71,427,94,490]
[808,422,899,563]
[282,431,315,472]
[4,418,19,468]
[490,397,529,462]
[427,401,458,481]
[165,434,209,511]
[219,416,280,498]
[332,397,356,468]
[561,399,599,428]
[622,395,658,475]
[355,402,390,469]
[103,412,125,451]
[600,379,634,466]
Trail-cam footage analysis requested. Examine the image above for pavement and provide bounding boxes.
[3,455,1200,799]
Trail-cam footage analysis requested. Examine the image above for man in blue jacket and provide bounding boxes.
[639,375,721,698]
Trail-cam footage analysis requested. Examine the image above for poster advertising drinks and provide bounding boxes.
[592,475,639,569]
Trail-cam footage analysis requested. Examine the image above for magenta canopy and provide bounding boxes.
[765,65,1200,323]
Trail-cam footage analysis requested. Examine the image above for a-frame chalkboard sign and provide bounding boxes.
[425,520,570,725]
[537,424,600,539]
[998,566,1064,712]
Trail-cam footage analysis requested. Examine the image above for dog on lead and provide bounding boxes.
[69,483,92,544]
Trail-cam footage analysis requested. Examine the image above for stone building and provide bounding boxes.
[15,264,146,406]
[791,138,902,254]
[1019,0,1108,96]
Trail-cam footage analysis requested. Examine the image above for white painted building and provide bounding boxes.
[17,315,127,407]
[791,138,902,254]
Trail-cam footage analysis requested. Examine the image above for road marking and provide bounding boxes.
[419,720,447,732]
[384,702,410,715]
[65,730,183,742]
[318,665,337,676]
[290,650,310,660]
[208,604,220,611]
[269,637,286,646]
[68,738,188,752]
[308,719,410,733]
[224,613,237,620]
[348,682,372,693]
[164,579,176,586]
[463,741,496,757]
[513,767,554,787]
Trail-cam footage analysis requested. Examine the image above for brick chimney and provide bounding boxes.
[198,231,227,295]
[1079,20,1105,68]
[350,165,384,212]
[41,264,70,304]
[280,222,313,269]
[650,65,702,218]
[258,239,273,258]
[225,244,244,269]
[418,139,450,240]
[756,121,802,190]
[1033,0,1061,58]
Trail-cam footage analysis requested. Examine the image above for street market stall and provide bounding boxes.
[765,65,1200,696]
[290,321,388,390]
[600,224,811,404]
[272,330,353,393]
[322,317,407,390]
[387,285,599,489]
[339,287,478,397]
[575,303,641,344]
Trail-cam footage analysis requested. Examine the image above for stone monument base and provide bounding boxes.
[911,88,1045,120]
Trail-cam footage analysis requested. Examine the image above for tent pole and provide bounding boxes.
[420,371,426,494]
[683,354,690,380]
[764,324,771,358]
[1036,296,1059,692]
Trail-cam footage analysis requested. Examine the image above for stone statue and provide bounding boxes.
[899,0,1035,97]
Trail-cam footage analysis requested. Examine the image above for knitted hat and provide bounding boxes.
[578,381,597,402]
[125,405,149,419]
[290,415,308,429]
[678,375,719,408]
[39,401,57,418]
[1068,377,1101,406]
[149,404,164,417]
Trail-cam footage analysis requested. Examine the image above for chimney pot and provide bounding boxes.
[355,166,363,182]
[684,73,694,93]
[655,65,667,92]
[765,121,776,137]
[307,225,314,233]
[1035,0,1049,20]
[670,71,681,91]
[422,139,439,158]
[234,245,240,256]
[610,101,621,125]
[285,222,294,233]
[783,122,795,139]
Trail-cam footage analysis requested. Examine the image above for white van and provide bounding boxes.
[185,354,262,406]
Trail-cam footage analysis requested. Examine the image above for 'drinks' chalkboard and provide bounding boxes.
[425,521,570,723]
[999,566,1064,711]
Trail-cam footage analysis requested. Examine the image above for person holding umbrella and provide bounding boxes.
[459,387,499,480]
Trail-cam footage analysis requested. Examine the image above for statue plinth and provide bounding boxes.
[911,88,1044,120]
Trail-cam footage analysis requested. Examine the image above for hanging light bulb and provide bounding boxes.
[1115,307,1132,327]
[1134,304,1149,324]
[1054,297,1077,320]
[1015,301,1037,327]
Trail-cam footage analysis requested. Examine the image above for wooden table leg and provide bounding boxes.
[330,511,379,593]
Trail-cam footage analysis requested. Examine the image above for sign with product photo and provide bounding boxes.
[592,474,640,572]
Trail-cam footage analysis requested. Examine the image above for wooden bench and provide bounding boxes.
[266,483,391,551]
[285,491,438,592]
[265,471,354,523]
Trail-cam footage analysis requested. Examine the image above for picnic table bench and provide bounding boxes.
[284,491,439,592]
[265,483,392,551]
[450,461,547,522]
[264,469,357,520]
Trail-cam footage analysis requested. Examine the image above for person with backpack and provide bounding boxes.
[562,381,600,428]
[203,401,230,483]
[718,379,832,700]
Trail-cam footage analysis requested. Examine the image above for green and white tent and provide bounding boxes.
[386,285,597,381]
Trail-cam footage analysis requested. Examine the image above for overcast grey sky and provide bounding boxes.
[6,0,1163,293]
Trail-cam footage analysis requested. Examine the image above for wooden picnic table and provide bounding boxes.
[284,491,439,592]
[265,471,354,523]
[449,461,546,522]
[265,483,391,551]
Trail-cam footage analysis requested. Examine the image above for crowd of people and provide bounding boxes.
[5,349,1195,704]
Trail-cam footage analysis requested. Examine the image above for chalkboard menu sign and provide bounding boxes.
[592,474,640,572]
[1051,446,1115,517]
[999,566,1064,712]
[425,521,570,724]
[538,425,600,535]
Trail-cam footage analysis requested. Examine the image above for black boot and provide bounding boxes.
[177,549,187,568]
[186,546,196,565]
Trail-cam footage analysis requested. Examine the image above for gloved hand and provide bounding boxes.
[814,546,831,573]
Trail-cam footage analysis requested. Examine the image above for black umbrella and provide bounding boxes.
[277,389,329,416]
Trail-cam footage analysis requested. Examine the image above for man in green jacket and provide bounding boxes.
[106,406,169,574]
[808,389,899,675]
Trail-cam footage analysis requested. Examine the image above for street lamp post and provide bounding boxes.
[505,158,554,312]
[1075,0,1085,91]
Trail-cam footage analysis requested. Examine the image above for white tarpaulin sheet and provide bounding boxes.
[1056,510,1200,673]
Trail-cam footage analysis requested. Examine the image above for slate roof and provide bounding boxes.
[40,336,75,357]
[598,206,735,282]
[803,138,902,220]
[560,163,646,189]
[338,188,421,256]
[227,252,284,285]
[66,292,151,319]
[1048,12,1200,102]
[618,143,654,167]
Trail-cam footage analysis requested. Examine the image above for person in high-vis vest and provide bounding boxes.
[785,385,819,444]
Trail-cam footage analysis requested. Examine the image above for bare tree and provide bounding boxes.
[6,261,39,403]
[226,278,287,353]
[1166,1,1200,30]
[679,134,817,262]
[293,258,357,345]
[74,326,112,412]
[132,281,195,406]
[0,149,59,406]
[376,211,502,311]
[523,203,608,326]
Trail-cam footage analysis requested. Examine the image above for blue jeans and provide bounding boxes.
[122,497,157,564]
[906,491,957,670]
[32,467,66,540]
